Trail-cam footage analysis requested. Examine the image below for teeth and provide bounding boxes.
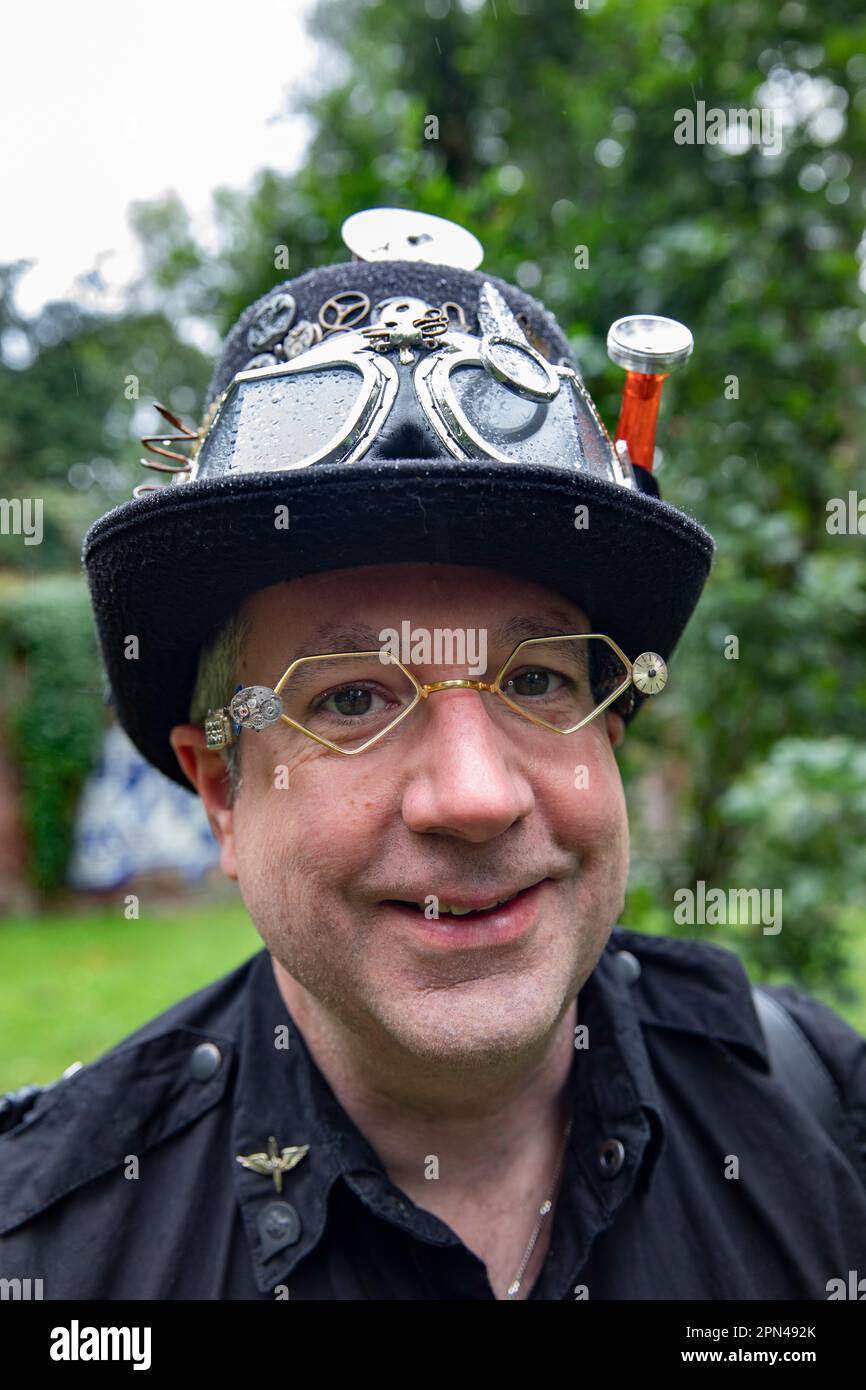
[417,895,513,916]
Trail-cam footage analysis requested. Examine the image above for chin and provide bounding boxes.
[374,972,569,1066]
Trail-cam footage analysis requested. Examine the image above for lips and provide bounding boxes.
[384,878,546,919]
[380,878,551,948]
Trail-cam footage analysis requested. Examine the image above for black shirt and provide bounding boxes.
[2,927,865,1299]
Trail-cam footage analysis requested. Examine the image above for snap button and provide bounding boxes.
[614,949,641,984]
[258,1200,301,1258]
[189,1042,222,1081]
[597,1138,626,1178]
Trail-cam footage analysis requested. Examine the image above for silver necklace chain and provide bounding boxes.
[505,1114,574,1299]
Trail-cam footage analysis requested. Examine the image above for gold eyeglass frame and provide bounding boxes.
[204,634,668,757]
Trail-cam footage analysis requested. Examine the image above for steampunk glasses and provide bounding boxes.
[204,634,668,758]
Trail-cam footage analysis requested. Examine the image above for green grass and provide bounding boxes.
[0,903,262,1093]
[1,902,864,1096]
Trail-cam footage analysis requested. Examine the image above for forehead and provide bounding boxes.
[239,563,591,659]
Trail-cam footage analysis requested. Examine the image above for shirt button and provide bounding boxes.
[189,1042,222,1081]
[614,949,641,984]
[597,1138,626,1178]
[258,1201,302,1257]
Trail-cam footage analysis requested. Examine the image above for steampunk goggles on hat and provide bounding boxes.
[137,209,694,494]
[204,631,668,758]
[148,284,639,488]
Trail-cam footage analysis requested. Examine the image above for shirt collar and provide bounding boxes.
[612,926,770,1066]
[232,951,457,1295]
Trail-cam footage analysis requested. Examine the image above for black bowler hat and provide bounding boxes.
[81,209,714,790]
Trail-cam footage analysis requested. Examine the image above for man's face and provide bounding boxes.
[178,563,629,1065]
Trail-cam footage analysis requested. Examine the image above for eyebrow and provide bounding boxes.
[285,612,588,665]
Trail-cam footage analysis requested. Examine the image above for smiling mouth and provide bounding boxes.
[385,881,544,921]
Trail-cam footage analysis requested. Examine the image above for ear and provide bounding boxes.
[604,709,626,749]
[168,723,239,880]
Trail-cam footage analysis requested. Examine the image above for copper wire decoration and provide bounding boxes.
[134,402,198,498]
[441,300,467,329]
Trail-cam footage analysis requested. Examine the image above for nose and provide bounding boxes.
[399,687,534,841]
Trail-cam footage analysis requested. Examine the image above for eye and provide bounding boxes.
[502,666,570,698]
[315,683,391,719]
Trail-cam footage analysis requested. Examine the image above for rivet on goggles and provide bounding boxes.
[204,634,668,757]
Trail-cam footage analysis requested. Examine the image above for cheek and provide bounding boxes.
[232,750,385,902]
[231,794,291,911]
[545,727,627,844]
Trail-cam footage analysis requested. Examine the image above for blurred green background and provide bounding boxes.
[1,0,865,1090]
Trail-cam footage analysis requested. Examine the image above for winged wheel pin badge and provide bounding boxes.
[236,1136,310,1193]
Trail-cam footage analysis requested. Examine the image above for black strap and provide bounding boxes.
[751,985,866,1185]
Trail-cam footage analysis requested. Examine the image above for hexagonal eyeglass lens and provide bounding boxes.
[495,636,631,732]
[276,652,420,752]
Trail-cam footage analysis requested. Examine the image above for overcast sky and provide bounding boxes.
[1,0,318,317]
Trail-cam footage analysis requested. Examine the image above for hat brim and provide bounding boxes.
[82,460,714,790]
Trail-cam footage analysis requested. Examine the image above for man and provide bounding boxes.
[1,210,864,1300]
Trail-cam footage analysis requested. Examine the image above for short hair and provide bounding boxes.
[188,603,253,802]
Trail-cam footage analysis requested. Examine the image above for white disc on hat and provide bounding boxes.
[341,208,484,269]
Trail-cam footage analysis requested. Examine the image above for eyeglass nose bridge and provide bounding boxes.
[417,678,498,698]
[410,674,606,737]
